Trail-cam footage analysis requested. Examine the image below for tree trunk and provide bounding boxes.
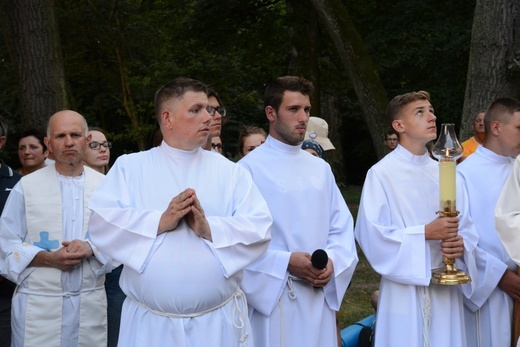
[461,0,520,140]
[0,0,68,129]
[286,0,348,182]
[88,1,148,151]
[115,46,146,151]
[308,0,389,159]
[321,94,348,184]
[286,0,321,112]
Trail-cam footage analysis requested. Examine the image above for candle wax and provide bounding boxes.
[439,159,456,212]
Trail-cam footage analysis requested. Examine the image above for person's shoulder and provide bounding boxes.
[457,152,476,173]
[237,143,268,168]
[83,165,106,180]
[203,149,237,167]
[10,167,22,181]
[0,163,21,188]
[114,148,156,165]
[461,136,475,145]
[21,164,52,182]
[370,150,396,171]
[0,160,21,179]
[300,149,332,171]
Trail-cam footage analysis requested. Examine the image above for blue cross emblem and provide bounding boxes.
[34,231,59,251]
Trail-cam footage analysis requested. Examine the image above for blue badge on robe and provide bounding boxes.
[34,231,60,251]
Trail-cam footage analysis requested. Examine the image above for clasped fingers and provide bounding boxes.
[440,235,464,259]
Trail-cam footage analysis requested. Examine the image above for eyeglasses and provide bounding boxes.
[207,106,227,117]
[211,143,222,149]
[88,141,112,150]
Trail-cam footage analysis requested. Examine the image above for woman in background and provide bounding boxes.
[17,127,48,176]
[84,127,124,347]
[84,127,111,174]
[238,125,266,158]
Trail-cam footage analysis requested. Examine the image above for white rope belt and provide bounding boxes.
[17,285,104,297]
[133,287,249,346]
[420,286,431,347]
[280,277,299,347]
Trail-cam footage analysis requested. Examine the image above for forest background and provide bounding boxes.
[1,0,518,184]
[0,0,519,333]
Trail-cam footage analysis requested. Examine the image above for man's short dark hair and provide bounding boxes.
[154,78,209,124]
[385,128,399,140]
[264,76,314,112]
[484,97,520,133]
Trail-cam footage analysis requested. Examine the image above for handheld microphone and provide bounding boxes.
[311,249,328,270]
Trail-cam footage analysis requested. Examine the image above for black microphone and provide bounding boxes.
[311,249,328,270]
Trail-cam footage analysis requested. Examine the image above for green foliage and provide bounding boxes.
[347,0,475,124]
[340,185,380,328]
[51,0,289,159]
[0,0,476,178]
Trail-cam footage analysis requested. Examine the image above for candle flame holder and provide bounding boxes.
[431,123,471,285]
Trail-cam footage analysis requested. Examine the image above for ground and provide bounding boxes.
[339,185,380,329]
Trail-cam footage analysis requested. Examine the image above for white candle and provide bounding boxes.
[439,158,456,212]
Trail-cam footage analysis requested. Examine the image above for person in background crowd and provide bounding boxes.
[237,125,266,158]
[88,78,272,347]
[383,128,399,153]
[0,110,110,347]
[17,127,48,176]
[459,111,486,162]
[202,88,226,152]
[0,117,22,347]
[304,116,335,152]
[83,126,125,347]
[301,138,324,158]
[84,127,111,174]
[239,76,358,346]
[211,136,223,154]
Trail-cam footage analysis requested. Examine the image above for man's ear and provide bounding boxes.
[265,106,276,122]
[490,120,500,136]
[44,137,52,153]
[0,136,5,150]
[161,110,174,129]
[392,119,404,134]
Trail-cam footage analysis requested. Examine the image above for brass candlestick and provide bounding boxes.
[431,123,471,285]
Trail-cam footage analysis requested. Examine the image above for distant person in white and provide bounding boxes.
[458,97,520,347]
[87,77,272,347]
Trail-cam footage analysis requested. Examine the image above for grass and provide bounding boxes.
[338,185,381,329]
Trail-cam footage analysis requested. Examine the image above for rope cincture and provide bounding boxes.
[133,287,249,346]
[421,286,431,347]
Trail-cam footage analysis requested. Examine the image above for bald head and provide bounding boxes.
[45,110,90,176]
[47,110,88,138]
